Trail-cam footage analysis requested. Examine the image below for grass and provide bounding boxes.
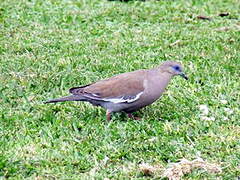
[0,0,239,179]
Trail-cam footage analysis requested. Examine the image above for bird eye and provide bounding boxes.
[173,65,180,71]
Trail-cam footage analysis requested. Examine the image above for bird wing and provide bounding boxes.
[69,70,146,104]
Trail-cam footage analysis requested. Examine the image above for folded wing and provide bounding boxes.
[69,70,146,104]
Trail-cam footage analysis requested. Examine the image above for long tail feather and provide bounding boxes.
[44,95,84,104]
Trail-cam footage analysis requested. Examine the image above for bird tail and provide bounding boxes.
[44,95,84,104]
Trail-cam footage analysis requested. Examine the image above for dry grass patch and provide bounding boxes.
[163,158,222,180]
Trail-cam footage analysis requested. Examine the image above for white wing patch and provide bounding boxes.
[102,92,143,104]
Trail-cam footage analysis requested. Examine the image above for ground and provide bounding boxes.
[0,0,239,179]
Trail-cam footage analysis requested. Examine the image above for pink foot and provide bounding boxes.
[127,113,141,120]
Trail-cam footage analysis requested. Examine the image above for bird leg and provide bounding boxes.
[106,110,111,121]
[127,113,141,120]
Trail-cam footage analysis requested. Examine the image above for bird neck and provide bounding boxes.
[149,69,173,89]
[151,68,174,81]
[157,72,173,87]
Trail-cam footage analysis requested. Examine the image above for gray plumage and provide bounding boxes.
[45,61,188,120]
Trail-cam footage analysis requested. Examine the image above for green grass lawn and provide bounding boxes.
[0,0,239,179]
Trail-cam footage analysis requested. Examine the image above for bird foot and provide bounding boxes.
[106,110,111,121]
[127,113,141,120]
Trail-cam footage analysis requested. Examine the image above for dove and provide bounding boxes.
[45,61,188,120]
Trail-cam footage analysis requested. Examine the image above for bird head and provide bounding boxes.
[160,61,188,80]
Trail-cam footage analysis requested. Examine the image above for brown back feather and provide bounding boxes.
[69,70,146,98]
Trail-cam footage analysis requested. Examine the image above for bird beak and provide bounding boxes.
[180,72,188,80]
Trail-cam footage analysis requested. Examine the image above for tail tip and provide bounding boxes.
[44,100,55,104]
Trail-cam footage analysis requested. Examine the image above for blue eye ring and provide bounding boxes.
[173,65,180,71]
